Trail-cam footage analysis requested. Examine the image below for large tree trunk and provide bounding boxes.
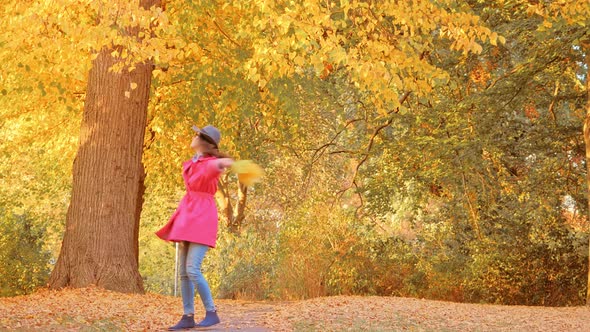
[584,40,590,306]
[49,0,160,293]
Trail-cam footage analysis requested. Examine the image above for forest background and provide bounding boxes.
[1,0,589,307]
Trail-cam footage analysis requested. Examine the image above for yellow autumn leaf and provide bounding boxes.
[472,42,483,54]
[231,160,264,186]
[294,55,305,66]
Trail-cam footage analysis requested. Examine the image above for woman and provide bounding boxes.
[156,125,233,330]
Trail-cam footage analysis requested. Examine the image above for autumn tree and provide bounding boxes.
[1,0,175,293]
[43,0,166,293]
[526,0,590,304]
[352,0,589,305]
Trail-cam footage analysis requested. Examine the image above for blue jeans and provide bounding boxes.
[179,241,215,313]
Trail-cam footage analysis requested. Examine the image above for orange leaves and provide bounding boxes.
[469,62,492,88]
[264,295,590,331]
[320,61,334,79]
[524,102,540,121]
[0,286,274,331]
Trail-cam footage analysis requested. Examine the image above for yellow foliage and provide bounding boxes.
[241,0,501,115]
[230,160,264,186]
[529,0,590,31]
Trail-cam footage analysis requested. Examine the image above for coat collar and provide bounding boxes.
[182,156,217,172]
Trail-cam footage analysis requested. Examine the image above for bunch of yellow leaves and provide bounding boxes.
[230,160,264,186]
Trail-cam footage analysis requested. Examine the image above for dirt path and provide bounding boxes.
[205,302,273,331]
[1,288,590,331]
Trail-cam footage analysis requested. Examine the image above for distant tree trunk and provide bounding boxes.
[234,182,248,227]
[49,0,161,293]
[216,176,248,234]
[584,40,590,306]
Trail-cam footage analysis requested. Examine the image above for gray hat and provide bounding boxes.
[192,125,221,147]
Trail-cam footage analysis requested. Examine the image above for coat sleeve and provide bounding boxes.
[203,159,223,179]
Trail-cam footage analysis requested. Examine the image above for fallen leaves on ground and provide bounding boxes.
[265,296,590,331]
[1,287,590,331]
[0,287,273,331]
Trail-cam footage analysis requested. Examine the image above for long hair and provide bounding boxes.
[198,139,231,159]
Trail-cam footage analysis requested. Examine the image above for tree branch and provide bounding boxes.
[334,51,428,204]
[206,11,242,48]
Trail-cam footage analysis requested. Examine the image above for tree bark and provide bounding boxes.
[584,40,590,306]
[49,0,161,293]
[215,176,248,234]
[233,182,248,230]
[216,174,234,229]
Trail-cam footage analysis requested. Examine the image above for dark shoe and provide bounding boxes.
[168,314,196,330]
[196,310,220,327]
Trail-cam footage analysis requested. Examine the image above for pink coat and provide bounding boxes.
[156,157,222,247]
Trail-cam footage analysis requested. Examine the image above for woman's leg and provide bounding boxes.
[178,241,195,315]
[185,243,216,312]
